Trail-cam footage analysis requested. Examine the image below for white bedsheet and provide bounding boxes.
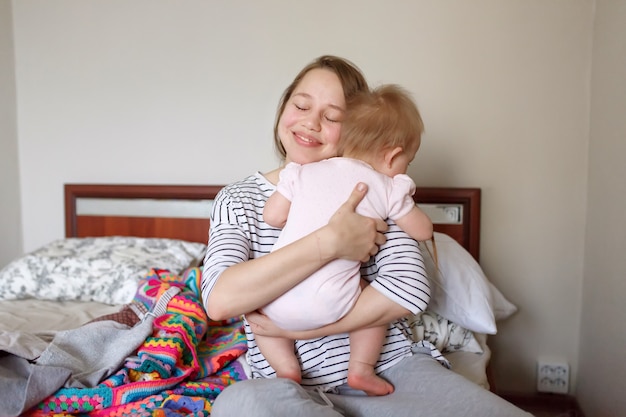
[0,299,120,332]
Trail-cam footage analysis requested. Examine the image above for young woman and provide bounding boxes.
[201,55,531,417]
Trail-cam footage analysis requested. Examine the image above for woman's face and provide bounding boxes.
[277,68,346,165]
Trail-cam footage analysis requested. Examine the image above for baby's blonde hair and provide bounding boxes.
[339,84,424,159]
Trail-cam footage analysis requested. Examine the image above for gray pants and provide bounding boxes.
[211,352,533,417]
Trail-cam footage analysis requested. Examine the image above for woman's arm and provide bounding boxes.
[247,221,430,337]
[247,285,409,339]
[204,183,389,321]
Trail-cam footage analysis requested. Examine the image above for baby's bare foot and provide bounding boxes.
[348,362,394,396]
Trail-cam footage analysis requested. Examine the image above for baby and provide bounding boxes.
[258,84,432,396]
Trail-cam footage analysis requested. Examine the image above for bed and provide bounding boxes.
[0,183,517,416]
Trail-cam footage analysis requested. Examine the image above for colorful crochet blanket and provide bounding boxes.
[25,268,248,417]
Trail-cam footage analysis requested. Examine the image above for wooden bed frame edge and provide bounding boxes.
[65,183,481,260]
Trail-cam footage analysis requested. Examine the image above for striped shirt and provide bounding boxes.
[201,172,432,391]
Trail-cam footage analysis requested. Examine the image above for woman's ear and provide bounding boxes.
[384,147,404,167]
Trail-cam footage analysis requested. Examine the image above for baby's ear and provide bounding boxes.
[384,147,404,167]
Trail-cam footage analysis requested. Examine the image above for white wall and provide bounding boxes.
[0,0,21,268]
[577,1,626,416]
[8,0,597,394]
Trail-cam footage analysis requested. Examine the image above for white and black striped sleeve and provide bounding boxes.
[362,220,431,315]
[201,186,251,311]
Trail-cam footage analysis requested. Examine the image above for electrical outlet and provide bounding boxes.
[536,356,569,394]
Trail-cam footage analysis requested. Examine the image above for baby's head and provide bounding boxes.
[339,84,424,177]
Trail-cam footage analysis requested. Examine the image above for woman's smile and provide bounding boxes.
[293,131,320,146]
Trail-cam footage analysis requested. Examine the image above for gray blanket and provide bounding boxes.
[0,286,178,417]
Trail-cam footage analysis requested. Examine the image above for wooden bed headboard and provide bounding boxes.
[64,184,222,245]
[65,184,481,261]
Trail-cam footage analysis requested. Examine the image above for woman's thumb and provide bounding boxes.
[345,182,368,210]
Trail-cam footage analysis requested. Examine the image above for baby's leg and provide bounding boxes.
[348,325,394,396]
[255,333,302,383]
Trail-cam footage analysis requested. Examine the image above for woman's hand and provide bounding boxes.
[246,311,290,337]
[321,183,388,263]
[247,310,325,339]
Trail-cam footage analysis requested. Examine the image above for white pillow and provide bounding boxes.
[419,232,517,334]
[489,281,518,321]
[0,237,207,305]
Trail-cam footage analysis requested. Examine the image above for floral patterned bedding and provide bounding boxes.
[0,237,206,305]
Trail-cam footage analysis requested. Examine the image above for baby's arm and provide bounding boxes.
[394,205,433,242]
[263,191,292,228]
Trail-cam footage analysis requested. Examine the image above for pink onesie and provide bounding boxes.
[262,157,416,330]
